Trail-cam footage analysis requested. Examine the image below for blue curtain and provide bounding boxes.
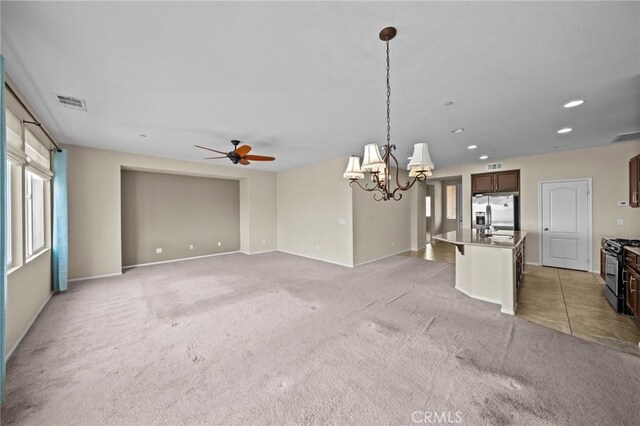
[52,150,68,292]
[1,55,8,404]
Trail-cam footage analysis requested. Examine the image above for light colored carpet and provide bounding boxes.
[2,252,639,425]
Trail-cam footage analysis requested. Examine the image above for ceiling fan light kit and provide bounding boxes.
[343,26,435,201]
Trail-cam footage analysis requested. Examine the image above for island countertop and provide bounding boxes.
[433,229,527,249]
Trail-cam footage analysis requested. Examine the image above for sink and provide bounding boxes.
[483,234,514,240]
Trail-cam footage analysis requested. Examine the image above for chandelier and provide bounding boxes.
[343,27,434,201]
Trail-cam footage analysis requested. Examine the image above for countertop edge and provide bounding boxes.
[433,231,527,250]
[625,246,640,256]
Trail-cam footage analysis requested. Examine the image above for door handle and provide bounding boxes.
[544,228,549,231]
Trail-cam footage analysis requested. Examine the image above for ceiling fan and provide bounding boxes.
[195,140,275,166]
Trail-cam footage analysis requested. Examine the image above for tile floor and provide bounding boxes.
[404,242,640,352]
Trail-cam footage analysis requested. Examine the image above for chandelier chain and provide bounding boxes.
[386,40,391,147]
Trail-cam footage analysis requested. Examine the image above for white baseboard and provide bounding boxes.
[7,291,53,360]
[68,272,123,283]
[525,261,600,275]
[276,249,353,268]
[500,308,516,315]
[455,285,501,306]
[354,249,412,267]
[240,249,277,255]
[122,251,241,269]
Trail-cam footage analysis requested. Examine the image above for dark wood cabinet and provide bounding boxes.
[471,170,519,194]
[630,155,639,208]
[625,249,640,319]
[472,173,494,193]
[495,170,520,192]
[515,242,524,290]
[626,266,638,316]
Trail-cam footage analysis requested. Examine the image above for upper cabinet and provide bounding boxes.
[472,170,520,194]
[471,173,494,193]
[630,154,640,208]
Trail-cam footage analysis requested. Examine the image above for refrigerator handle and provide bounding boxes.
[486,204,492,226]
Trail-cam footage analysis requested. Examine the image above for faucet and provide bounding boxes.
[479,225,495,237]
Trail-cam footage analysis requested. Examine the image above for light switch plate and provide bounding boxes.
[617,219,624,226]
[156,248,162,254]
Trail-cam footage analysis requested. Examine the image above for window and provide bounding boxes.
[425,196,431,218]
[446,185,457,220]
[6,162,11,267]
[25,170,45,257]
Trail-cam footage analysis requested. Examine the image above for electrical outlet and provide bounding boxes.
[156,248,162,254]
[316,245,320,250]
[617,219,624,226]
[217,241,222,247]
[392,242,395,247]
[189,244,194,250]
[338,218,346,225]
[262,240,266,245]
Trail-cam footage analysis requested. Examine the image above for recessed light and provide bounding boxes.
[554,144,567,149]
[445,101,454,106]
[467,145,477,150]
[564,100,585,108]
[451,128,464,134]
[479,155,489,160]
[557,127,573,134]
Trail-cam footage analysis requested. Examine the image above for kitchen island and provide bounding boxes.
[433,229,527,315]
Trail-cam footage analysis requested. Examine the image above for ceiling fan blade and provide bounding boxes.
[203,156,228,160]
[235,145,252,157]
[243,155,275,162]
[195,145,228,155]
[239,158,250,165]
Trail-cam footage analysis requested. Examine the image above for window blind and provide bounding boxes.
[25,129,50,170]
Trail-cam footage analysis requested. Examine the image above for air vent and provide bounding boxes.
[56,95,87,111]
[486,162,503,171]
[611,131,640,144]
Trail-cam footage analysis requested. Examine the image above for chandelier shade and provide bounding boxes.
[361,143,385,171]
[343,156,365,180]
[407,143,434,171]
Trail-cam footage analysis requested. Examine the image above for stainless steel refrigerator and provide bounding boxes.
[472,194,519,230]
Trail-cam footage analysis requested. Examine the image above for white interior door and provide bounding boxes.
[541,180,590,271]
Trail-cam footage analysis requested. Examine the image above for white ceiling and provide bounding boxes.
[2,1,639,172]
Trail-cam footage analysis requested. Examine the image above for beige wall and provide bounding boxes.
[121,170,240,266]
[430,141,640,270]
[276,157,354,266]
[65,144,277,280]
[7,251,51,355]
[352,169,415,265]
[277,158,420,266]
